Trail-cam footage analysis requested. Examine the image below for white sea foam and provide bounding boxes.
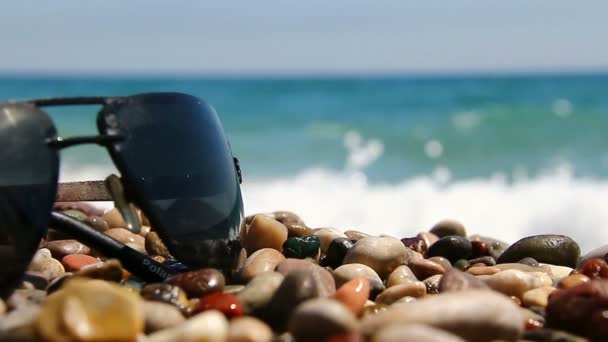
[59,161,608,255]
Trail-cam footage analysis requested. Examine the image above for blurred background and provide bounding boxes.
[1,1,607,252]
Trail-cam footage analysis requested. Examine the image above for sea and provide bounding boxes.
[2,73,608,254]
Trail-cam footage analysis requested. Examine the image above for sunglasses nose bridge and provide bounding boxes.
[46,134,126,149]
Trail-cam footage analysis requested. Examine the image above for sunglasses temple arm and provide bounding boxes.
[48,212,178,282]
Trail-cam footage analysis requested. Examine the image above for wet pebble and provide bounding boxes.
[372,323,466,342]
[332,278,370,315]
[61,254,99,272]
[425,235,472,263]
[282,235,320,259]
[343,237,407,278]
[438,268,489,292]
[36,278,143,342]
[314,228,349,254]
[423,274,443,294]
[84,216,110,232]
[361,289,524,342]
[143,300,185,333]
[409,259,446,280]
[323,237,354,269]
[484,269,548,298]
[243,215,288,255]
[193,292,244,318]
[578,258,608,279]
[43,239,90,260]
[75,258,124,282]
[228,316,274,342]
[288,298,358,342]
[27,248,65,281]
[497,234,580,268]
[141,283,190,312]
[470,235,510,260]
[237,272,284,314]
[105,228,145,247]
[546,279,608,341]
[275,258,336,296]
[386,265,417,288]
[145,231,172,258]
[238,248,285,283]
[400,237,427,254]
[522,286,556,308]
[375,280,427,304]
[333,263,385,296]
[147,310,228,342]
[429,219,467,238]
[166,268,225,298]
[558,273,590,289]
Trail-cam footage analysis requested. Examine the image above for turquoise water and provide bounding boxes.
[2,74,608,252]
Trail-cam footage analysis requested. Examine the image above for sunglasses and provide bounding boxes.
[0,92,244,298]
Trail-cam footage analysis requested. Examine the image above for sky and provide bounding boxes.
[0,0,607,75]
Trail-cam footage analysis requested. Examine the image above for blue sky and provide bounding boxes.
[0,0,607,75]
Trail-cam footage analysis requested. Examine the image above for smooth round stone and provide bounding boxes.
[54,202,104,217]
[237,272,284,314]
[61,254,99,272]
[372,323,466,342]
[141,283,190,311]
[244,215,288,255]
[27,248,65,281]
[470,240,489,258]
[417,232,439,249]
[425,236,472,263]
[75,259,124,282]
[223,285,245,295]
[558,273,591,289]
[409,259,446,280]
[423,274,443,294]
[469,256,495,267]
[467,266,501,276]
[284,223,315,239]
[428,256,452,270]
[147,310,229,342]
[344,230,371,242]
[497,234,581,268]
[400,237,427,254]
[193,292,243,318]
[546,279,608,341]
[36,278,143,341]
[145,231,172,258]
[332,278,370,315]
[166,268,225,298]
[272,210,305,226]
[105,228,145,246]
[540,263,573,282]
[484,269,546,298]
[386,265,417,288]
[323,238,354,269]
[333,263,385,295]
[102,207,129,228]
[376,280,427,305]
[343,237,407,278]
[228,316,274,342]
[238,248,286,283]
[493,262,552,275]
[438,269,489,292]
[288,298,358,342]
[61,209,88,221]
[518,257,539,267]
[261,270,320,332]
[429,219,467,238]
[452,259,470,271]
[577,244,608,269]
[143,301,185,333]
[314,228,349,254]
[283,235,321,259]
[361,289,524,342]
[522,286,556,308]
[275,258,336,296]
[84,216,109,232]
[469,235,510,260]
[579,258,608,279]
[359,304,388,319]
[43,240,90,260]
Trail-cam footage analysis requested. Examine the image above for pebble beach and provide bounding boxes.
[1,204,607,342]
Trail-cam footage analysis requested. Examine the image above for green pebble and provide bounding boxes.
[283,235,320,259]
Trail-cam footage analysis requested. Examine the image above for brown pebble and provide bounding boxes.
[386,265,417,288]
[166,268,225,298]
[409,259,446,280]
[244,215,289,255]
[558,273,591,289]
[43,240,90,260]
[376,280,427,305]
[238,248,285,283]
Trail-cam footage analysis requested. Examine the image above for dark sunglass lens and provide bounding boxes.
[0,104,59,297]
[99,93,243,269]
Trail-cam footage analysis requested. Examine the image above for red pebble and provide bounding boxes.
[471,240,489,258]
[193,292,243,318]
[61,254,99,272]
[580,258,608,279]
[325,333,363,342]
